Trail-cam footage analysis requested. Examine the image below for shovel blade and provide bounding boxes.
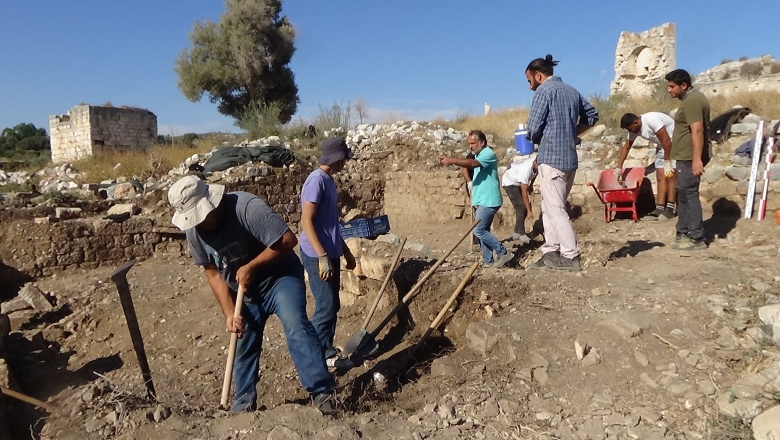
[342,328,378,358]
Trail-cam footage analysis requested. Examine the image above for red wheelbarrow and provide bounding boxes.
[586,167,644,223]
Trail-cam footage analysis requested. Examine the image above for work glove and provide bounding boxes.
[614,168,623,184]
[318,255,333,281]
[466,181,473,193]
[664,160,674,178]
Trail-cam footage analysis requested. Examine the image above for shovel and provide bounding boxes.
[408,260,479,359]
[341,237,407,357]
[345,219,480,360]
[219,284,246,409]
[371,261,479,382]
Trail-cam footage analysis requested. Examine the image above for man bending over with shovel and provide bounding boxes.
[168,175,337,415]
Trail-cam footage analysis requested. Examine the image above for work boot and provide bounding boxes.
[528,251,558,269]
[544,254,582,272]
[494,251,514,268]
[673,237,707,251]
[312,392,338,416]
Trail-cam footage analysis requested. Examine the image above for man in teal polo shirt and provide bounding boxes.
[439,130,513,268]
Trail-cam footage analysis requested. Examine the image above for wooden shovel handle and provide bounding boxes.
[361,237,407,329]
[0,386,52,412]
[399,219,479,306]
[220,284,246,408]
[409,261,479,358]
[372,219,479,336]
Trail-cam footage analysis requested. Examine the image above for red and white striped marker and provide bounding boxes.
[758,126,777,221]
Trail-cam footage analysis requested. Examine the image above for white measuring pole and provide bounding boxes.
[745,121,764,219]
[758,128,776,220]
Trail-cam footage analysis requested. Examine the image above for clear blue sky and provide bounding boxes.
[1,1,778,136]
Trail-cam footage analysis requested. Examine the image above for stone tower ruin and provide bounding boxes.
[610,22,676,96]
[49,105,158,164]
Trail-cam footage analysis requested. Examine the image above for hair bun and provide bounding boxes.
[545,54,553,62]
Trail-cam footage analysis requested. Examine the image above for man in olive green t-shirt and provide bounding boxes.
[665,69,710,251]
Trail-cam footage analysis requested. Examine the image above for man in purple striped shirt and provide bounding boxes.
[524,54,599,272]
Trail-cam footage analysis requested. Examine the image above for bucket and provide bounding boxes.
[514,125,534,155]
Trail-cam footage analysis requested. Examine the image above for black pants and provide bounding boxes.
[675,160,704,241]
[503,185,528,235]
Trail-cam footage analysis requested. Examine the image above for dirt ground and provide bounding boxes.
[4,198,780,440]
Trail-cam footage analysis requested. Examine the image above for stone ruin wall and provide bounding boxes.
[0,162,393,290]
[0,166,311,294]
[384,170,472,226]
[610,22,676,96]
[695,55,780,96]
[49,105,158,164]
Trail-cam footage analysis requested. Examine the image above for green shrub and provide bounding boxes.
[235,101,283,139]
[0,182,34,193]
[41,191,85,204]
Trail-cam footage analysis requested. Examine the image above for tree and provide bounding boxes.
[353,97,370,125]
[0,123,49,156]
[176,0,299,124]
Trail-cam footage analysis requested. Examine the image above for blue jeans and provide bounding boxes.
[300,252,341,360]
[474,205,507,264]
[232,275,334,412]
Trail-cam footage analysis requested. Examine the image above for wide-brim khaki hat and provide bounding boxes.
[168,175,225,230]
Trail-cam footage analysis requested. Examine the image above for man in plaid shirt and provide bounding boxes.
[524,54,599,271]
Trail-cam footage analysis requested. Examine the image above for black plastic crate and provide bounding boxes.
[339,215,390,239]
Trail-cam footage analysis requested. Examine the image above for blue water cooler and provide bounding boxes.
[514,124,534,155]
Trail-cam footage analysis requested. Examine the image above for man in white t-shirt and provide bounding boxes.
[501,157,538,244]
[617,112,677,220]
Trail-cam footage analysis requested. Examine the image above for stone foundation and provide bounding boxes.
[384,170,471,225]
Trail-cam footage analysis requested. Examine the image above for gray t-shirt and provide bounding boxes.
[186,191,303,295]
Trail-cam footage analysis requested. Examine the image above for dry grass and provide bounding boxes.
[74,142,216,182]
[591,91,678,131]
[593,89,780,131]
[709,415,754,440]
[424,88,780,140]
[433,107,530,140]
[709,90,780,120]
